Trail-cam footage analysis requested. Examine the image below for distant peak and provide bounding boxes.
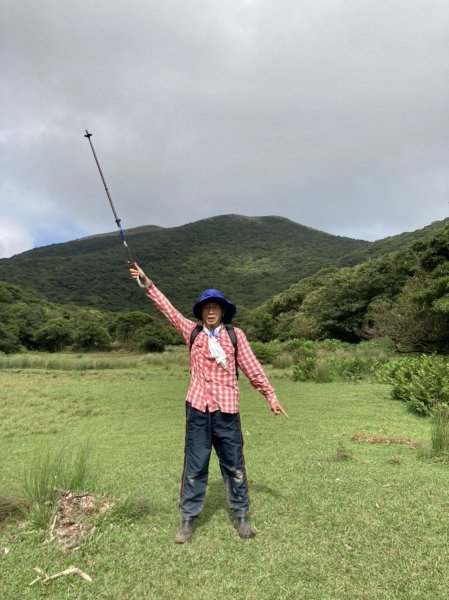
[77,224,163,241]
[195,214,298,226]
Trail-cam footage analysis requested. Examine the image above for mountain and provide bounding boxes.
[1,214,447,315]
[0,215,366,313]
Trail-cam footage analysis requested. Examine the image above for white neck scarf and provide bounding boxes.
[203,325,228,371]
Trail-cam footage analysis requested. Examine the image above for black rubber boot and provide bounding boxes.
[233,515,256,539]
[175,518,195,544]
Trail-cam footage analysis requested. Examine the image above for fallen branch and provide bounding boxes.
[29,565,92,586]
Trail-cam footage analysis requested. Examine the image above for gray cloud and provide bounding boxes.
[1,0,448,257]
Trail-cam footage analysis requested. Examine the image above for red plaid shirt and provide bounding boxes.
[146,284,278,413]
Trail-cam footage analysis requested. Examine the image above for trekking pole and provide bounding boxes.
[84,130,146,286]
[84,130,135,262]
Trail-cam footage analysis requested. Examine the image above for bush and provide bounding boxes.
[271,352,296,369]
[0,325,23,354]
[328,356,378,381]
[293,357,333,383]
[33,318,73,352]
[377,355,449,415]
[293,357,317,381]
[73,322,112,350]
[293,356,377,383]
[250,340,282,364]
[136,327,166,353]
[290,340,317,362]
[250,338,391,381]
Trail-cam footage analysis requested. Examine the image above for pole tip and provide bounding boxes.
[84,129,92,138]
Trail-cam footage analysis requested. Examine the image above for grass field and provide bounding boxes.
[1,352,448,599]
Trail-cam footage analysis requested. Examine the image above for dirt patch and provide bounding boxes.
[47,491,113,550]
[351,431,423,449]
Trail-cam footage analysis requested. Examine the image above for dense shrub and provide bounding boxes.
[293,357,321,382]
[328,357,378,380]
[288,340,317,361]
[0,325,23,354]
[377,355,449,415]
[73,322,112,351]
[293,357,333,383]
[250,340,282,364]
[271,352,296,369]
[33,318,73,352]
[281,342,374,377]
[293,355,379,383]
[136,327,166,353]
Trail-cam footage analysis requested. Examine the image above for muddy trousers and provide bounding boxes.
[179,403,249,519]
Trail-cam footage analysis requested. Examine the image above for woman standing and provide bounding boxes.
[129,264,287,544]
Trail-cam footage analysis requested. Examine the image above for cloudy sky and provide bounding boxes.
[1,0,448,258]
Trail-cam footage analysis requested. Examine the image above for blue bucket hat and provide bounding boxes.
[193,288,236,324]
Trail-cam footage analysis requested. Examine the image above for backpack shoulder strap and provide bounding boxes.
[224,324,237,349]
[189,324,203,349]
[224,324,239,378]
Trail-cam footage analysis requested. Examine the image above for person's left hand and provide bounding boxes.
[271,401,288,418]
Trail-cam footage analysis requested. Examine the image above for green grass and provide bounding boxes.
[0,347,189,371]
[0,354,447,599]
[20,440,96,529]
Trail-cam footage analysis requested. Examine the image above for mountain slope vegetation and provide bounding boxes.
[2,215,449,353]
[243,223,449,352]
[0,215,369,313]
[2,214,448,316]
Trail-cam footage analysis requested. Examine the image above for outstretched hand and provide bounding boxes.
[129,262,152,288]
[271,401,288,418]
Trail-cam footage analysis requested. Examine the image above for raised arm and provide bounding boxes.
[129,263,195,344]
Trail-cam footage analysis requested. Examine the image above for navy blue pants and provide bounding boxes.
[179,403,250,519]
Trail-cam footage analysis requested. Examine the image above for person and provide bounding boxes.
[129,263,287,544]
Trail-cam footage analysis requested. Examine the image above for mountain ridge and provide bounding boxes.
[1,214,447,314]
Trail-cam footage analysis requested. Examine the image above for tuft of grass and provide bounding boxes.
[20,440,96,529]
[430,404,449,457]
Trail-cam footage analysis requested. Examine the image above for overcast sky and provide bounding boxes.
[1,0,448,258]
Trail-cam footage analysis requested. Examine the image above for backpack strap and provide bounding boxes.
[189,324,239,378]
[224,325,238,378]
[189,324,203,349]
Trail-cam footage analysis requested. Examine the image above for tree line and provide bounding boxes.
[0,283,180,354]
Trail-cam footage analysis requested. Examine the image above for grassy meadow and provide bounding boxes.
[1,350,448,599]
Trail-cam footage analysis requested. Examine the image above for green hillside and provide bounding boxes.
[1,214,448,319]
[244,223,449,352]
[3,215,449,354]
[338,218,449,266]
[0,215,369,314]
